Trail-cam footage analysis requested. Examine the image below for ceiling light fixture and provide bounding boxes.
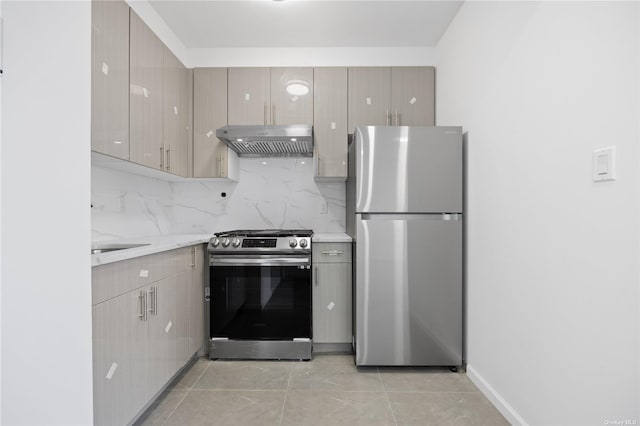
[286,80,310,96]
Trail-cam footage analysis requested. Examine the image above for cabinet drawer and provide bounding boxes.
[312,243,351,263]
[92,247,194,305]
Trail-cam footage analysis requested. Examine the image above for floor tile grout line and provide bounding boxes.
[160,359,212,426]
[378,367,399,426]
[159,388,190,426]
[190,359,213,390]
[278,365,294,425]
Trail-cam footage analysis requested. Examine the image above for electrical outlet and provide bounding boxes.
[320,201,329,214]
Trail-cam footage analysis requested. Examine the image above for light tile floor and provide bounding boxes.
[136,355,508,426]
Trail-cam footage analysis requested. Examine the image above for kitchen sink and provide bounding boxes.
[91,243,150,255]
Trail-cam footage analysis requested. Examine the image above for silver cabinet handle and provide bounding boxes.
[138,291,145,320]
[166,148,171,172]
[315,266,319,287]
[385,110,390,126]
[148,286,157,316]
[160,146,164,169]
[321,250,343,256]
[190,246,196,267]
[264,103,268,125]
[394,110,399,126]
[218,154,223,178]
[148,287,154,315]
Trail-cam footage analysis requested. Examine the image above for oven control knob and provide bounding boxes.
[299,239,308,248]
[211,237,220,247]
[221,237,230,247]
[289,238,298,248]
[232,238,241,247]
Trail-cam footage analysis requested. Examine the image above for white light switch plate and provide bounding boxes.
[592,146,616,182]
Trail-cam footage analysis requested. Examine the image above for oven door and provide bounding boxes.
[210,254,311,340]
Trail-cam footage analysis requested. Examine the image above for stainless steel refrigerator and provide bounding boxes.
[346,126,463,367]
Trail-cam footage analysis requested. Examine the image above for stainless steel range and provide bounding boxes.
[208,229,313,360]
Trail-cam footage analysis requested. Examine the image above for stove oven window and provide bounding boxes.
[210,264,311,340]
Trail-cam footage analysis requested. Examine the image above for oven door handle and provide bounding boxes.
[210,256,310,267]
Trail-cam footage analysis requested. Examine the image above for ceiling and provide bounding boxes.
[148,1,464,48]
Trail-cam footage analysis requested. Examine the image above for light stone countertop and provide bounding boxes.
[91,233,212,267]
[312,233,352,243]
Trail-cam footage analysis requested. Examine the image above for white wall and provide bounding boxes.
[1,2,93,425]
[437,2,639,424]
[0,1,3,422]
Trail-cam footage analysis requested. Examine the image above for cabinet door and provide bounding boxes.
[193,68,230,178]
[312,263,352,344]
[92,294,134,426]
[227,67,270,125]
[129,11,164,170]
[391,67,435,126]
[348,67,391,132]
[314,67,348,179]
[91,0,129,159]
[150,276,178,394]
[270,67,313,125]
[189,245,205,355]
[163,47,188,177]
[175,268,192,370]
[130,288,150,420]
[186,69,194,177]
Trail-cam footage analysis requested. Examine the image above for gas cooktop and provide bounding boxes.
[214,229,313,238]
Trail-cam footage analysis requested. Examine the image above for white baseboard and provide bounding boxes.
[466,364,528,426]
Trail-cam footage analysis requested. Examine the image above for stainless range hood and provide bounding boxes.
[216,125,313,157]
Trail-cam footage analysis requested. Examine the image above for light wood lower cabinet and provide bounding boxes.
[189,245,205,355]
[92,293,134,426]
[92,245,205,426]
[312,242,352,346]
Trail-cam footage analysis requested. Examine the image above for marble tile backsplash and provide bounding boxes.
[91,158,345,241]
[91,166,173,241]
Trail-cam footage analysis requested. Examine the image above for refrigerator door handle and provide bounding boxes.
[360,213,462,221]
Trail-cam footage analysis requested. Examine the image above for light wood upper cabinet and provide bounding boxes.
[270,67,314,125]
[129,10,164,170]
[193,68,237,178]
[348,67,392,131]
[227,68,270,125]
[228,67,313,125]
[91,0,129,159]
[390,67,435,126]
[348,66,435,131]
[162,46,189,177]
[313,67,348,179]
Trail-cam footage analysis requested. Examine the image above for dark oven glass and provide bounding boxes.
[210,264,311,340]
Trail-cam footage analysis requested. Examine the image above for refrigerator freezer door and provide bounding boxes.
[354,126,463,213]
[355,213,462,366]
